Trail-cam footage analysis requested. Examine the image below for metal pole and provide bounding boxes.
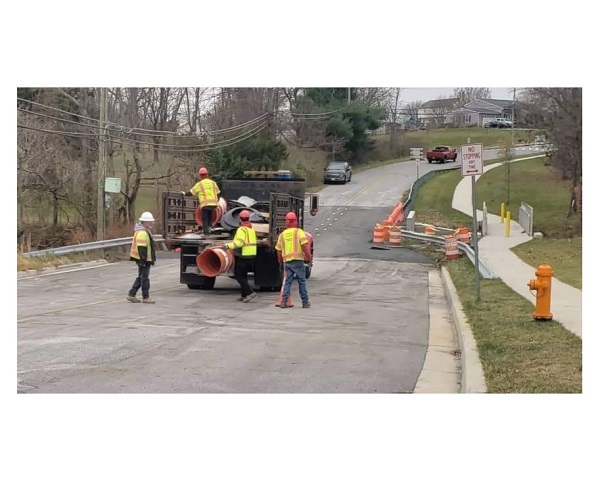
[472,176,481,301]
[347,87,351,104]
[97,87,107,241]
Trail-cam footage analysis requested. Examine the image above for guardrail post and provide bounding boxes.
[406,211,415,231]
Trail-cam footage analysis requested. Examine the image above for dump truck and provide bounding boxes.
[162,177,316,291]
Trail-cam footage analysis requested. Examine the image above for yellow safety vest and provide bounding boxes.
[276,227,308,262]
[226,226,257,257]
[130,229,152,260]
[191,178,220,208]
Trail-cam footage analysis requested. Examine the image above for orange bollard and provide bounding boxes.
[527,263,553,320]
[275,270,294,307]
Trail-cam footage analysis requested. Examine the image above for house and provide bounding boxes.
[417,98,459,126]
[451,98,515,127]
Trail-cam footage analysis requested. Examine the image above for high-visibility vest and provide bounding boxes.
[225,226,257,257]
[130,229,152,260]
[191,178,220,208]
[276,227,308,262]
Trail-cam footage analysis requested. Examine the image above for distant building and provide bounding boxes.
[417,98,459,126]
[451,99,515,127]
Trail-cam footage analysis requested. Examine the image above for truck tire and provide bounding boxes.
[187,276,216,290]
[428,159,432,164]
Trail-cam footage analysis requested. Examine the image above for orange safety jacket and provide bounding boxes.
[275,227,308,262]
[190,178,220,208]
[130,227,156,264]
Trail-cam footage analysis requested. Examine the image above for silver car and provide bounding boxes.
[323,162,352,184]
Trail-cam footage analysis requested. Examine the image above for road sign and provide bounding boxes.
[460,143,484,176]
[410,147,423,160]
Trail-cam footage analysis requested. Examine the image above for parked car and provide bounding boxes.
[485,118,513,128]
[426,146,457,164]
[323,162,352,184]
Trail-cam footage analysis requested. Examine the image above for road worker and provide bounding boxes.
[275,212,312,308]
[182,167,221,235]
[127,211,157,304]
[220,210,258,303]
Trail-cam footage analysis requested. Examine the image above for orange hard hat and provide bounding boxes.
[239,209,250,220]
[198,167,208,176]
[285,212,297,222]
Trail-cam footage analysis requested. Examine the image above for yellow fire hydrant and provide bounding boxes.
[527,263,554,320]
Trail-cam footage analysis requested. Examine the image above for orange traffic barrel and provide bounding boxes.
[196,246,235,276]
[455,227,471,244]
[372,224,386,243]
[444,235,460,260]
[388,226,402,246]
[195,196,227,228]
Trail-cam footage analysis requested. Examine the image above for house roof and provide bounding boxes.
[454,106,502,115]
[421,98,459,109]
[464,98,514,109]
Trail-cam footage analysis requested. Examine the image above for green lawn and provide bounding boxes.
[411,158,582,393]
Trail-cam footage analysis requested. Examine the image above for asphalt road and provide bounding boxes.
[19,146,535,394]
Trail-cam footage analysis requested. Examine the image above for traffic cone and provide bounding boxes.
[275,270,294,307]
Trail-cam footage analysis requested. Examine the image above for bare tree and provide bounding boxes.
[384,88,403,151]
[453,87,491,106]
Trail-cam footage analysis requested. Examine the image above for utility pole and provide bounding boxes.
[347,87,351,104]
[507,87,516,206]
[97,87,108,241]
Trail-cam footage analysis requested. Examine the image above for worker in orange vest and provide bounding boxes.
[127,211,157,304]
[275,212,312,308]
[182,167,221,235]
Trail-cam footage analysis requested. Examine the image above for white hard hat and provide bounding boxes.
[139,211,155,222]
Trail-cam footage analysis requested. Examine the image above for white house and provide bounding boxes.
[451,99,515,126]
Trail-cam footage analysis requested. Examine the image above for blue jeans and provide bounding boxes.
[282,260,309,304]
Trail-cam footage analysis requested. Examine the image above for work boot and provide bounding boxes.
[127,295,141,303]
[242,292,257,303]
[142,297,155,304]
[302,301,311,308]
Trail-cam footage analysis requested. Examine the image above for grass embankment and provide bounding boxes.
[411,158,582,393]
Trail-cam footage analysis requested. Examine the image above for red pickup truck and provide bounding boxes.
[426,146,457,164]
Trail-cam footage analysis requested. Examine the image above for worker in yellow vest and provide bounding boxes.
[275,212,312,308]
[182,167,221,235]
[221,210,258,303]
[127,211,157,304]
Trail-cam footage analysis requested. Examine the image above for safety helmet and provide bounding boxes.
[239,209,251,220]
[285,211,298,227]
[198,167,208,176]
[139,211,155,222]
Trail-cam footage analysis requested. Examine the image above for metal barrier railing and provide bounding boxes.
[21,235,167,258]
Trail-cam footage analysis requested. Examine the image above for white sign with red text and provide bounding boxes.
[460,143,484,176]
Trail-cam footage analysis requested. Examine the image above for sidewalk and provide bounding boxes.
[451,157,582,339]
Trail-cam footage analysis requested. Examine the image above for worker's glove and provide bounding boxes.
[180,191,187,196]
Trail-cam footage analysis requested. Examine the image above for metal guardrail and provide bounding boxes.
[402,165,461,215]
[400,230,496,279]
[21,235,167,258]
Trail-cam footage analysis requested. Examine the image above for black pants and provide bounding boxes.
[129,263,151,298]
[202,206,216,234]
[233,256,255,297]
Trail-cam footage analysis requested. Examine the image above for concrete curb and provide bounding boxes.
[17,259,109,279]
[440,266,487,393]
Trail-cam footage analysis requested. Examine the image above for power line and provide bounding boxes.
[17,97,271,138]
[17,124,99,139]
